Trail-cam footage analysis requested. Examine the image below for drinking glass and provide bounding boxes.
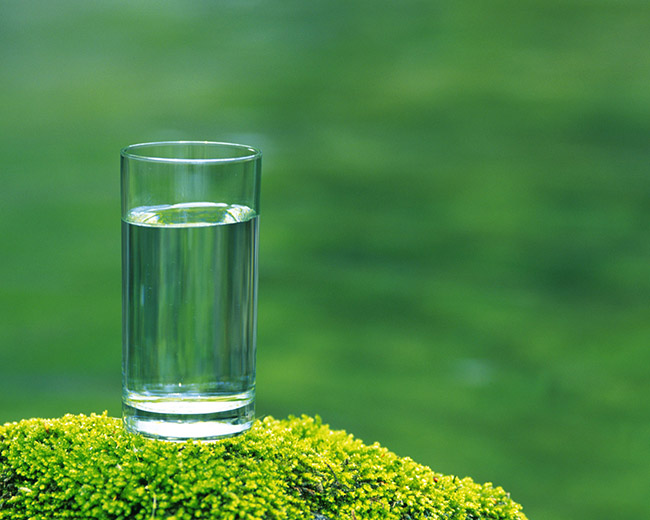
[121,141,261,441]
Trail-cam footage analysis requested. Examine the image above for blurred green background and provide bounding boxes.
[1,1,648,519]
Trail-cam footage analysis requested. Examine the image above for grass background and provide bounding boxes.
[1,1,649,519]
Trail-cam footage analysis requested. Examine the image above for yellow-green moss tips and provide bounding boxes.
[0,413,527,519]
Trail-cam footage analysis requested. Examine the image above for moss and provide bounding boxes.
[0,413,527,520]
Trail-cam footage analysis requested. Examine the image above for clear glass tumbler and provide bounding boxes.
[120,141,261,441]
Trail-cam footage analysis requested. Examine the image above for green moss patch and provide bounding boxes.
[0,413,527,519]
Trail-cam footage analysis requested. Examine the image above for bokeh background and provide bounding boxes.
[1,1,648,519]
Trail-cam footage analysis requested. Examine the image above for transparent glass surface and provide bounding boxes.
[121,142,261,441]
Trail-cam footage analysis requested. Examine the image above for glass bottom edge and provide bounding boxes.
[123,396,254,441]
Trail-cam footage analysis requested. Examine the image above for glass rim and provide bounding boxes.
[121,140,262,164]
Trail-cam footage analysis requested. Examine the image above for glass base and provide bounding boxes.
[122,389,254,441]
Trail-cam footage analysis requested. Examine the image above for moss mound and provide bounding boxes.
[0,413,527,520]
